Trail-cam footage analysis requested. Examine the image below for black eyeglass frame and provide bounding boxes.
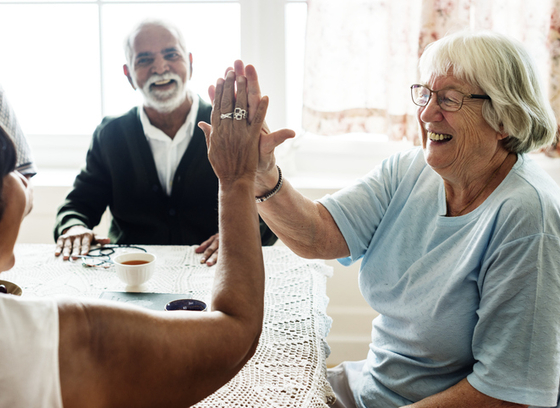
[68,244,148,268]
[410,84,491,112]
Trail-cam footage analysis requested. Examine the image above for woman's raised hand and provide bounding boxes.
[205,61,295,195]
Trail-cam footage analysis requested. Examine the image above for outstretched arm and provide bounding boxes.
[58,70,266,408]
[206,60,349,260]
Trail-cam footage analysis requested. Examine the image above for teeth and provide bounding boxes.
[428,131,452,141]
[154,79,172,85]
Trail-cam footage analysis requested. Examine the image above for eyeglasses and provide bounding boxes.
[69,244,147,268]
[410,84,491,112]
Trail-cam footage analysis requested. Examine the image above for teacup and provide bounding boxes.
[113,252,156,292]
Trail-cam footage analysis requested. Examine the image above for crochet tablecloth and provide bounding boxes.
[6,244,335,407]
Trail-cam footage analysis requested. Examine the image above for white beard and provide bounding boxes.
[136,72,189,113]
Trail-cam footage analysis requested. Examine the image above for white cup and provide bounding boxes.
[113,252,156,292]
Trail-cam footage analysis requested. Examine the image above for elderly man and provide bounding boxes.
[54,19,276,264]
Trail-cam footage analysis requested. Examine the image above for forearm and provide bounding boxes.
[54,188,108,240]
[403,378,528,408]
[257,175,349,259]
[211,178,264,331]
[58,299,264,408]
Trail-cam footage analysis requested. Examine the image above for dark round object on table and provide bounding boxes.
[165,299,207,311]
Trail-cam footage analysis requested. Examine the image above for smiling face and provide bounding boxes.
[417,73,507,182]
[125,24,192,113]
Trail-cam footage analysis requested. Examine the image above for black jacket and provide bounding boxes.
[54,100,276,246]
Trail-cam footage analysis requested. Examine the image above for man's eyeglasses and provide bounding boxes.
[69,244,147,268]
[410,84,491,112]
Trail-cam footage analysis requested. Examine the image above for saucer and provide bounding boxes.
[0,280,22,296]
[165,299,207,311]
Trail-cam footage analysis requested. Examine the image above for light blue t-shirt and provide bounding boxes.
[319,147,560,407]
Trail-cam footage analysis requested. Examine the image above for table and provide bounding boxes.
[5,244,335,407]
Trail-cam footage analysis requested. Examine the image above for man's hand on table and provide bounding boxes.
[55,225,111,260]
[195,233,219,266]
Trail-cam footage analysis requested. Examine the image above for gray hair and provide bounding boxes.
[123,19,188,69]
[418,30,557,153]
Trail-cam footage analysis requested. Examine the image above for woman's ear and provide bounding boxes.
[497,124,508,140]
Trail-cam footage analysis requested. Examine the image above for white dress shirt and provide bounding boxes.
[139,90,199,196]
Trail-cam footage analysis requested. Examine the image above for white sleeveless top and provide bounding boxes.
[0,295,62,407]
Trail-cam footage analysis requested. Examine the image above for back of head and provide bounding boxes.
[0,126,17,221]
[418,30,557,153]
[123,18,188,68]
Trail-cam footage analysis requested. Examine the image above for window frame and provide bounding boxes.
[0,0,305,173]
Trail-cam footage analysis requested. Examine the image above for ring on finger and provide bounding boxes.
[234,107,248,120]
[220,112,233,119]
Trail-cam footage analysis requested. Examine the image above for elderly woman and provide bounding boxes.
[0,71,267,408]
[206,31,560,407]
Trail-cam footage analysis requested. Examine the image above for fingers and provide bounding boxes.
[195,233,215,253]
[208,85,215,103]
[250,96,269,132]
[204,251,218,267]
[62,238,73,261]
[198,121,212,148]
[196,233,219,266]
[246,64,262,123]
[55,236,65,257]
[234,60,245,77]
[81,234,92,255]
[71,236,83,259]
[257,127,296,176]
[210,78,225,130]
[220,70,236,115]
[266,128,296,150]
[94,236,111,246]
[234,75,248,128]
[259,127,296,156]
[54,226,96,261]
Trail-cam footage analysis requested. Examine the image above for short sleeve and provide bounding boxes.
[467,234,560,407]
[318,149,424,265]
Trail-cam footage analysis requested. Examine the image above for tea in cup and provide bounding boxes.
[113,252,156,292]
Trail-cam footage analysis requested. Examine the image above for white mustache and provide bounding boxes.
[145,73,182,89]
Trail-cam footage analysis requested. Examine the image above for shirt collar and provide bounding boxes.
[138,89,199,144]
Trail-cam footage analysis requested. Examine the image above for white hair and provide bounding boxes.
[123,19,189,70]
[419,30,557,153]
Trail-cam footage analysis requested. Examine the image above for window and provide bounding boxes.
[0,0,306,172]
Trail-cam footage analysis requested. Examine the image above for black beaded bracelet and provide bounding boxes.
[255,165,283,203]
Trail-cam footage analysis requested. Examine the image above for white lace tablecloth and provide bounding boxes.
[6,244,335,407]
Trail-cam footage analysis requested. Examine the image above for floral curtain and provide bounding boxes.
[302,0,560,154]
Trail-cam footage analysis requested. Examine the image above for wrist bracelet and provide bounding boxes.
[255,166,283,203]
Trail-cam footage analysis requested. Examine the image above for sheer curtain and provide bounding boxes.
[302,0,560,154]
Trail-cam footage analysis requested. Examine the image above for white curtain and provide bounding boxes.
[302,0,560,153]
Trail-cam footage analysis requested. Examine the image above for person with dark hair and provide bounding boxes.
[54,19,276,265]
[0,125,18,224]
[0,70,268,407]
[0,83,36,177]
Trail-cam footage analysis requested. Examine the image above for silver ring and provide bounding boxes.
[234,107,248,121]
[220,112,233,119]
